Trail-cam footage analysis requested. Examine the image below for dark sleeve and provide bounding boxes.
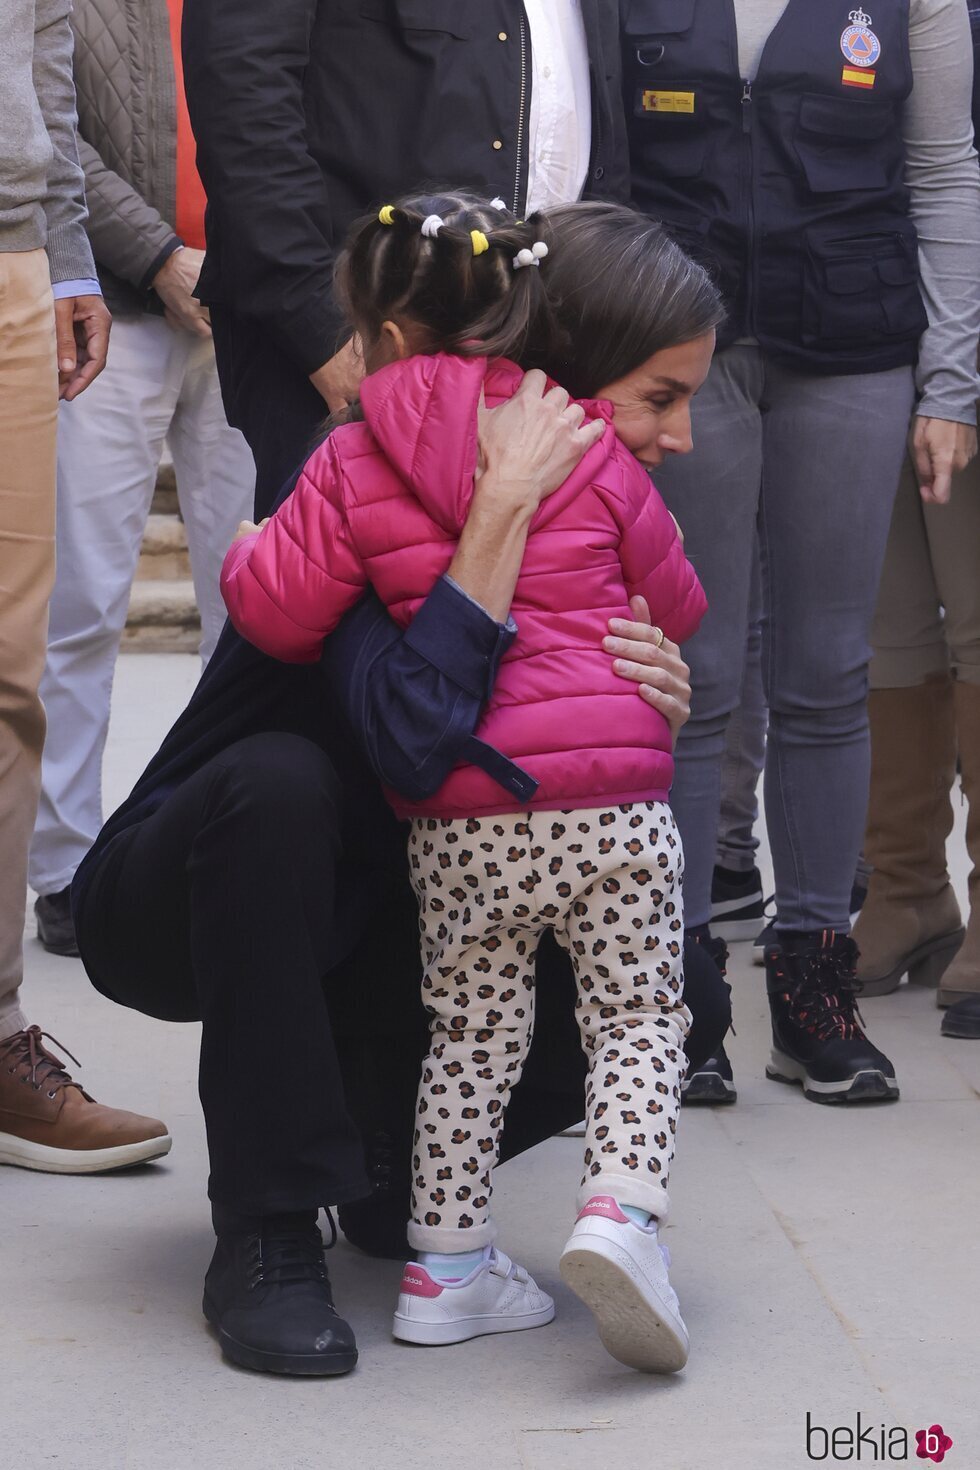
[320,580,515,802]
[181,0,344,375]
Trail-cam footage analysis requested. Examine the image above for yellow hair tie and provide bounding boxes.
[378,205,396,226]
[470,230,490,257]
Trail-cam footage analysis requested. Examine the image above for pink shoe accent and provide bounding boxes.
[399,1265,444,1299]
[576,1195,630,1225]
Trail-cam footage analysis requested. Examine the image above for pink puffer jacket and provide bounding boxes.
[221,353,707,819]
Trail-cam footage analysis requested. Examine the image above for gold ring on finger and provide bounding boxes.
[653,626,665,649]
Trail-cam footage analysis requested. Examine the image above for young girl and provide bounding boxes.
[221,193,721,1373]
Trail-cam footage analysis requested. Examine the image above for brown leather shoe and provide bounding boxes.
[0,1026,171,1173]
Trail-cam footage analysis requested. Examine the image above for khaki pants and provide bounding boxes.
[870,429,980,690]
[0,251,58,1040]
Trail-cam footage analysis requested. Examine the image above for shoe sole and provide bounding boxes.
[860,929,965,998]
[560,1239,688,1373]
[392,1299,555,1346]
[766,1051,899,1105]
[0,1131,172,1173]
[202,1293,358,1375]
[681,1074,737,1105]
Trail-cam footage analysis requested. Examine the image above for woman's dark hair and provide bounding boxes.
[335,192,723,396]
[532,203,725,397]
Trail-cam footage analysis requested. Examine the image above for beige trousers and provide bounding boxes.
[870,429,980,690]
[0,251,58,1040]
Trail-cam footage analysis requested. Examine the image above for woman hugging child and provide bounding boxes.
[221,192,721,1372]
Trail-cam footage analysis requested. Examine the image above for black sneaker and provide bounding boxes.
[710,865,766,942]
[204,1211,358,1375]
[752,884,867,968]
[682,929,737,1104]
[764,932,899,1104]
[682,1044,737,1104]
[35,887,80,958]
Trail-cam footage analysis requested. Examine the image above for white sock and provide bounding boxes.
[418,1245,491,1282]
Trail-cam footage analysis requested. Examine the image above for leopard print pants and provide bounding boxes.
[406,802,691,1253]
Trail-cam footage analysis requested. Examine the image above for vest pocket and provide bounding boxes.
[802,224,927,346]
[794,95,892,194]
[622,0,696,36]
[357,0,475,38]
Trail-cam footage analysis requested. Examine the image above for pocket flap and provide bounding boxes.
[799,94,892,140]
[623,0,697,37]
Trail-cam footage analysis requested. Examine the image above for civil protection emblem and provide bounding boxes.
[840,7,881,67]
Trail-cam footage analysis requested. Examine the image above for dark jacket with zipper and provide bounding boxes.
[182,0,628,378]
[622,0,928,374]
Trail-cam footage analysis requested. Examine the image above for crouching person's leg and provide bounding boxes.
[75,732,368,1374]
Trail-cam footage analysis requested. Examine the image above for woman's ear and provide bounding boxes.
[379,319,410,361]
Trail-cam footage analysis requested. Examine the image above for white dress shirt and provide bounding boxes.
[523,0,593,212]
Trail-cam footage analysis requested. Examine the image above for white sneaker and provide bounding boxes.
[559,1196,689,1372]
[392,1247,555,1346]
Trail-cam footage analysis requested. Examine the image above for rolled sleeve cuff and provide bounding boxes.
[404,575,515,702]
[140,238,184,293]
[51,278,102,299]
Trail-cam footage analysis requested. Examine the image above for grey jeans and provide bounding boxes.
[655,346,915,932]
[717,555,765,875]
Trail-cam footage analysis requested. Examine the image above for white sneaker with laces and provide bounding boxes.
[392,1247,555,1346]
[559,1196,689,1372]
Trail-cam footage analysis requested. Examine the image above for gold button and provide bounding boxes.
[498,31,507,40]
[492,139,503,150]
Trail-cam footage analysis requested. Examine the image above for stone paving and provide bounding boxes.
[3,653,978,1470]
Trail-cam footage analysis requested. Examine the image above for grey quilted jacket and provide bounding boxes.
[71,0,183,315]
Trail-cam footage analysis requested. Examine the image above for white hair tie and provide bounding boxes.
[513,241,549,270]
[420,214,445,238]
[489,197,506,210]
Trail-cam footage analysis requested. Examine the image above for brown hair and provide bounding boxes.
[335,192,724,399]
[533,203,725,398]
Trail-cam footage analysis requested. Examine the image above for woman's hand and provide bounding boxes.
[234,517,269,542]
[911,416,977,505]
[475,369,605,510]
[604,595,692,747]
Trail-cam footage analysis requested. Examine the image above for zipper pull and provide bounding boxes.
[741,80,752,132]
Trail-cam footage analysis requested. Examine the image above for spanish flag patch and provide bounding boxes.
[842,66,876,89]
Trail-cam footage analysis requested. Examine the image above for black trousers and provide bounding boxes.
[76,734,731,1216]
[210,307,327,518]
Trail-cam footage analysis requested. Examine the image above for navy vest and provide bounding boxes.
[622,0,928,373]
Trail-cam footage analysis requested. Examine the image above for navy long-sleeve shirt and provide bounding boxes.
[73,574,514,911]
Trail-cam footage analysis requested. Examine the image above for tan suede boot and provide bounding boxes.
[938,680,980,1008]
[853,677,964,996]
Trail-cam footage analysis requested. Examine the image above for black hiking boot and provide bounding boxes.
[764,931,898,1104]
